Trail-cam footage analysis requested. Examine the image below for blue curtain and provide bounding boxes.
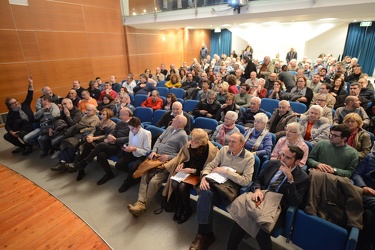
[343,22,375,76]
[210,29,232,58]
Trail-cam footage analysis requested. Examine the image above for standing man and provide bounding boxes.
[200,44,209,63]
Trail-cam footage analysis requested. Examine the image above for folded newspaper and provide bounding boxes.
[205,166,237,184]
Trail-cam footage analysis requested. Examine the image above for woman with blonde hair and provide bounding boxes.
[163,129,219,224]
[344,113,372,160]
[165,74,181,89]
[216,82,229,104]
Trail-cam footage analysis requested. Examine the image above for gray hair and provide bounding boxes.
[225,111,238,122]
[286,122,304,135]
[279,100,290,107]
[254,112,268,124]
[251,96,262,105]
[309,105,323,115]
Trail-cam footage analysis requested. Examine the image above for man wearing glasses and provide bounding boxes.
[307,124,359,178]
[4,76,35,155]
[311,83,336,108]
[193,90,220,119]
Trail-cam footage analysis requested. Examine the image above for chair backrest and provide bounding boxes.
[133,94,149,107]
[183,100,199,113]
[268,132,276,149]
[156,87,169,97]
[211,141,222,149]
[152,109,167,125]
[177,98,184,105]
[304,140,313,153]
[169,88,185,99]
[129,94,134,104]
[134,107,153,123]
[253,154,261,180]
[290,101,307,113]
[145,125,165,139]
[260,98,280,113]
[292,209,352,250]
[367,131,375,147]
[110,117,121,123]
[265,111,272,119]
[193,117,218,131]
[160,96,166,105]
[157,80,167,87]
[235,124,246,134]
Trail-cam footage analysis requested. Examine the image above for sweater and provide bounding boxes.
[141,97,163,110]
[152,126,188,160]
[307,140,359,178]
[234,93,252,108]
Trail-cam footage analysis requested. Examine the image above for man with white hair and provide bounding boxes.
[258,56,274,82]
[156,101,191,134]
[35,86,60,111]
[238,97,267,128]
[267,100,297,138]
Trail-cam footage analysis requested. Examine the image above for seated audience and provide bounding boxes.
[333,96,370,127]
[311,83,336,108]
[299,105,330,146]
[87,80,101,100]
[258,56,274,81]
[39,98,83,160]
[156,101,190,135]
[164,93,177,111]
[267,100,297,139]
[227,145,309,250]
[278,65,295,92]
[267,80,285,100]
[193,90,221,119]
[141,90,163,110]
[152,67,165,83]
[227,74,239,94]
[345,65,362,83]
[334,82,369,110]
[309,74,322,93]
[271,122,309,167]
[35,86,60,111]
[197,80,210,102]
[243,113,273,159]
[109,75,122,93]
[24,95,61,156]
[264,73,277,91]
[127,115,188,217]
[352,147,375,250]
[307,124,359,178]
[113,92,135,116]
[250,78,267,98]
[67,89,81,107]
[212,111,240,146]
[215,82,229,105]
[330,75,346,98]
[238,97,266,128]
[133,73,156,95]
[165,74,181,89]
[216,93,241,123]
[358,77,375,103]
[182,72,198,99]
[122,74,136,94]
[343,113,371,160]
[284,76,313,110]
[305,94,333,124]
[234,84,251,108]
[4,76,35,155]
[97,94,115,111]
[72,80,84,98]
[189,132,254,250]
[116,117,152,192]
[163,129,219,224]
[64,108,132,184]
[78,90,98,112]
[98,82,117,102]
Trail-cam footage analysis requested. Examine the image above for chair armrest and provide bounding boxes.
[346,227,360,250]
[240,181,253,194]
[284,206,297,242]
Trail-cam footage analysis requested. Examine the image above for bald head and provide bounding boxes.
[85,104,97,116]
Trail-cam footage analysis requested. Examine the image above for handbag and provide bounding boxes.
[207,178,241,206]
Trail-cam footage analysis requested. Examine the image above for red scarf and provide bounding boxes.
[218,123,236,145]
[347,128,359,147]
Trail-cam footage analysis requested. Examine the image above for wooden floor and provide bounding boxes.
[0,164,110,249]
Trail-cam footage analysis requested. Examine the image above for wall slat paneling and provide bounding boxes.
[91,56,127,82]
[11,4,34,30]
[18,31,41,61]
[0,30,24,64]
[82,0,119,9]
[83,6,123,33]
[87,33,125,57]
[0,1,15,30]
[37,32,89,60]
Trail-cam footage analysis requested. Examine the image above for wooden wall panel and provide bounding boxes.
[87,33,125,57]
[84,6,123,33]
[36,32,89,60]
[18,31,41,61]
[91,56,127,82]
[82,0,119,9]
[30,1,85,32]
[11,4,34,30]
[0,30,23,63]
[0,0,15,30]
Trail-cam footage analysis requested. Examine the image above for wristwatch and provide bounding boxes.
[333,168,338,175]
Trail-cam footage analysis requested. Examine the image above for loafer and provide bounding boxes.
[76,170,85,181]
[118,180,132,193]
[51,162,68,171]
[97,173,115,185]
[173,208,182,221]
[177,209,192,224]
[22,147,33,155]
[12,147,26,154]
[189,234,215,250]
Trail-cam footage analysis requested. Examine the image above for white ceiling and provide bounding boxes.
[123,0,375,30]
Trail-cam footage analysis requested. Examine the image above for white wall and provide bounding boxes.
[305,22,348,61]
[231,32,248,57]
[230,21,346,62]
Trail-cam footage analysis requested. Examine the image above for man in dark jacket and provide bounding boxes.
[193,90,220,119]
[227,145,309,250]
[4,76,35,155]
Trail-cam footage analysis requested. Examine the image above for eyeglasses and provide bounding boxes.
[286,130,298,133]
[316,99,326,102]
[9,100,19,106]
[330,132,341,138]
[226,98,233,101]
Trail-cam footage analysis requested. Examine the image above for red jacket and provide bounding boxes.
[141,97,163,110]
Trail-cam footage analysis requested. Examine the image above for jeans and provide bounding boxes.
[23,128,41,146]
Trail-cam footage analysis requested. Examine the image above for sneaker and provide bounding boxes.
[50,151,60,159]
[128,201,146,217]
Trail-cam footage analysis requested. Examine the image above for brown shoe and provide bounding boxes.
[128,201,146,217]
[189,234,215,250]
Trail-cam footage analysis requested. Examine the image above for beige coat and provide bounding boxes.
[162,141,219,200]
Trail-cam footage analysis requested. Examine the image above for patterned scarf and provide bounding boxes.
[218,123,236,146]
